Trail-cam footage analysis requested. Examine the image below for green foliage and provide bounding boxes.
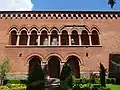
[4,79,28,84]
[60,63,75,90]
[0,84,26,90]
[73,84,110,90]
[27,61,45,90]
[0,57,9,85]
[100,63,106,87]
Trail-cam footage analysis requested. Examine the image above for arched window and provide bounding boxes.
[30,30,38,45]
[61,30,69,45]
[71,30,79,45]
[10,30,17,45]
[51,30,58,45]
[91,30,100,45]
[40,30,48,45]
[19,30,28,45]
[81,30,89,45]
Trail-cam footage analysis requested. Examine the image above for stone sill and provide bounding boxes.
[5,45,102,48]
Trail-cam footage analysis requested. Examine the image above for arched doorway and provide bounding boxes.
[29,56,41,75]
[48,56,60,78]
[67,56,80,78]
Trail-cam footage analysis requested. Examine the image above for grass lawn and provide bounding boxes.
[107,84,120,90]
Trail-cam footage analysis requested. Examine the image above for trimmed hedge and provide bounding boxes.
[75,78,116,84]
[3,78,116,85]
[0,84,26,90]
[3,79,28,85]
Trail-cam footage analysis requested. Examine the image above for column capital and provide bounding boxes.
[37,33,41,35]
[27,33,31,36]
[68,33,71,35]
[88,33,92,35]
[78,32,82,35]
[48,33,51,35]
[58,33,62,35]
[17,33,20,35]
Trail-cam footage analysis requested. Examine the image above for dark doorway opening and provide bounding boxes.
[67,56,80,78]
[109,53,120,78]
[29,56,41,75]
[48,56,60,78]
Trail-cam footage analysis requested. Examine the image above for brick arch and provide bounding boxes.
[70,27,79,34]
[45,53,63,64]
[50,26,60,34]
[29,28,39,35]
[19,26,28,34]
[84,25,90,33]
[8,25,18,35]
[60,27,69,34]
[40,27,49,34]
[39,25,50,33]
[29,25,39,34]
[90,25,101,34]
[25,53,44,65]
[64,53,84,65]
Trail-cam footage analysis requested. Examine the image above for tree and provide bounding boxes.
[0,57,9,85]
[100,63,106,87]
[60,63,74,90]
[108,0,116,8]
[27,61,45,90]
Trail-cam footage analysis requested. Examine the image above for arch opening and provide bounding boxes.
[28,56,41,75]
[40,30,48,45]
[30,31,38,45]
[48,56,60,78]
[10,30,17,45]
[19,30,28,45]
[91,30,100,45]
[81,30,89,45]
[61,30,69,45]
[71,30,79,45]
[51,30,58,45]
[67,56,80,78]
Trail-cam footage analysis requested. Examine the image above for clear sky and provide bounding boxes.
[32,0,120,11]
[0,0,119,11]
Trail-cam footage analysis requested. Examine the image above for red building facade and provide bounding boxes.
[0,11,120,78]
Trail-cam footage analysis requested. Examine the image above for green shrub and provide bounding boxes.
[0,84,27,90]
[100,63,106,87]
[27,61,45,90]
[72,84,81,90]
[0,86,9,90]
[7,79,21,84]
[4,79,28,84]
[60,63,75,90]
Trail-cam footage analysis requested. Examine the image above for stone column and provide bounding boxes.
[16,33,20,46]
[60,63,64,73]
[98,34,101,45]
[48,33,51,46]
[38,33,41,46]
[88,33,92,45]
[58,33,61,46]
[78,32,82,46]
[27,33,31,46]
[68,33,71,46]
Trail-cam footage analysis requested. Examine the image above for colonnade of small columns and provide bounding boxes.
[9,27,100,46]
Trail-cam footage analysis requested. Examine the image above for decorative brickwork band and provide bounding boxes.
[0,11,120,19]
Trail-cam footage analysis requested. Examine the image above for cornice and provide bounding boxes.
[0,11,120,19]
